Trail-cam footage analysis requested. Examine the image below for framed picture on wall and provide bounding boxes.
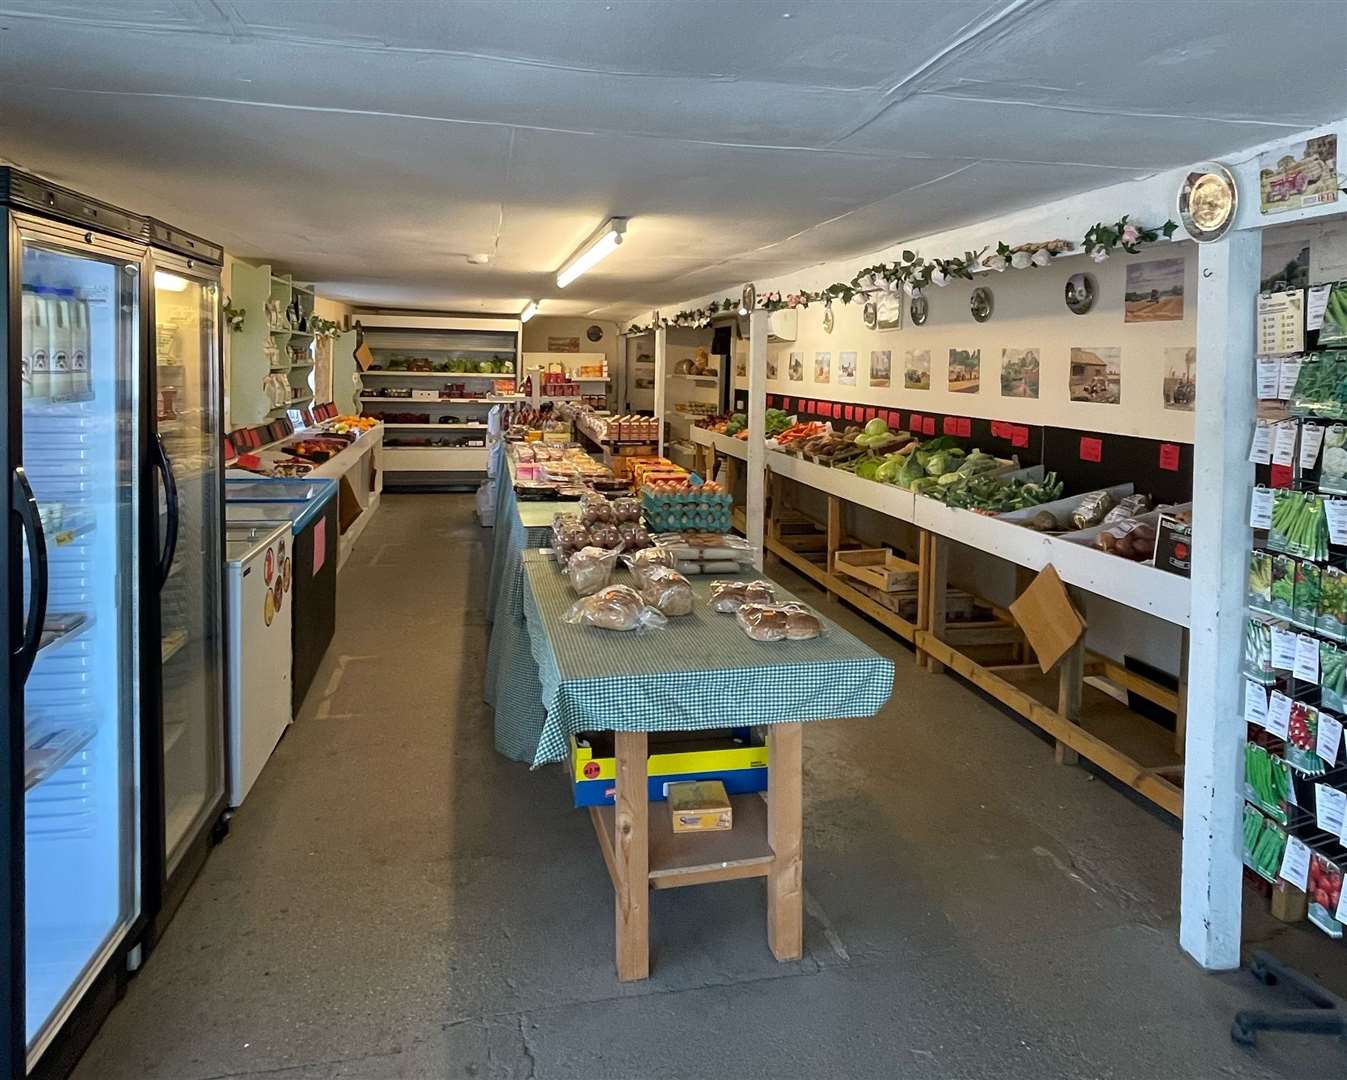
[948,348,980,393]
[1163,346,1196,410]
[767,353,778,379]
[839,351,857,386]
[903,349,930,390]
[1000,348,1040,398]
[869,350,891,388]
[814,351,832,383]
[789,351,804,381]
[1069,346,1121,404]
[1123,259,1184,323]
[875,292,903,331]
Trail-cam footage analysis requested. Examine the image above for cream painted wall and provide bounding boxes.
[524,316,618,368]
[734,245,1199,443]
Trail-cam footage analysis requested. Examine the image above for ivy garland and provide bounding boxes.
[625,215,1177,333]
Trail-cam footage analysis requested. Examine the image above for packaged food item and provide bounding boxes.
[563,584,668,632]
[611,497,642,523]
[1242,616,1276,685]
[736,602,822,642]
[1319,424,1347,494]
[617,521,651,550]
[1102,493,1150,525]
[625,546,677,571]
[651,531,755,573]
[579,493,616,526]
[1070,490,1114,529]
[566,545,620,596]
[1093,518,1156,560]
[587,521,624,549]
[1248,550,1274,613]
[551,517,592,561]
[634,564,694,616]
[1294,560,1322,631]
[667,780,732,833]
[708,580,777,613]
[1319,565,1347,640]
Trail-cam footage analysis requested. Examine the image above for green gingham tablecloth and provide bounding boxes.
[507,550,895,767]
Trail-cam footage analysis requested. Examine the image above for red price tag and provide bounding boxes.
[781,397,792,412]
[1011,426,1029,448]
[1079,436,1102,463]
[957,418,972,437]
[1270,463,1294,488]
[942,416,958,435]
[845,405,855,421]
[989,421,1006,438]
[909,413,922,431]
[1158,442,1180,471]
[923,417,937,435]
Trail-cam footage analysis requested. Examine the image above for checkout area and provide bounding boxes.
[221,405,382,807]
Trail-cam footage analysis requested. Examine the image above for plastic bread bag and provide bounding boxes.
[624,546,677,571]
[562,584,668,632]
[708,579,777,613]
[1101,493,1150,525]
[611,496,642,523]
[565,545,621,596]
[652,531,754,562]
[617,521,651,550]
[633,564,694,616]
[1069,489,1114,529]
[579,493,616,526]
[735,602,822,642]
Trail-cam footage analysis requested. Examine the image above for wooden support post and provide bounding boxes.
[915,531,931,669]
[746,310,768,572]
[653,325,667,459]
[1181,229,1260,972]
[825,495,844,596]
[613,731,649,981]
[1175,627,1190,759]
[1014,565,1035,664]
[766,722,803,962]
[926,535,948,674]
[1055,638,1085,766]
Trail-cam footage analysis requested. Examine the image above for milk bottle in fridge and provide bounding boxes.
[20,291,42,399]
[70,297,91,400]
[48,292,73,401]
[26,289,51,399]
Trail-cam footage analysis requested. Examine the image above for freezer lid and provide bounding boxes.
[226,521,290,566]
[225,477,333,503]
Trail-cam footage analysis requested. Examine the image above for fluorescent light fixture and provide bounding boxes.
[556,217,627,289]
[520,300,539,323]
[154,271,189,292]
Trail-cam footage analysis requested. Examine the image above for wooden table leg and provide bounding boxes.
[825,495,844,597]
[766,722,803,962]
[614,731,649,981]
[926,535,948,675]
[915,531,931,668]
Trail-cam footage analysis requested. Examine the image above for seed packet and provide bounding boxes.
[1249,549,1274,613]
[1322,640,1346,711]
[1320,423,1347,494]
[1291,352,1347,418]
[1244,741,1290,823]
[1242,805,1286,883]
[1243,617,1276,684]
[1294,561,1323,630]
[1319,566,1347,640]
[1270,554,1296,617]
[1286,703,1324,775]
[1307,853,1344,938]
[1271,490,1330,561]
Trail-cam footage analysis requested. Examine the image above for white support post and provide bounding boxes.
[1180,229,1261,971]
[747,310,768,571]
[653,323,667,458]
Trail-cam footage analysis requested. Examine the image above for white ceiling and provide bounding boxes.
[0,0,1342,320]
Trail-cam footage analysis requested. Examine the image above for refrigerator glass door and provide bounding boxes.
[153,267,224,873]
[18,227,141,1063]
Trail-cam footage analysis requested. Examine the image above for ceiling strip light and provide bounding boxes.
[556,217,627,289]
[520,300,539,323]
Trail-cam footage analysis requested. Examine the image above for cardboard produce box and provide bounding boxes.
[668,780,732,834]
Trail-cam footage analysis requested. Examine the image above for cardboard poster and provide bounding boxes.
[948,348,980,393]
[1163,347,1196,411]
[788,351,804,381]
[1000,348,1039,398]
[814,351,831,384]
[1069,347,1121,404]
[1260,135,1338,215]
[1124,259,1185,323]
[838,351,857,386]
[869,350,891,388]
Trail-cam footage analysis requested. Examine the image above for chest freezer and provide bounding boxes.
[225,522,292,806]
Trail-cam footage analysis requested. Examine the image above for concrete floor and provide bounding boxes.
[73,494,1346,1080]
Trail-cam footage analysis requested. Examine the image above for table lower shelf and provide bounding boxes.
[590,792,774,891]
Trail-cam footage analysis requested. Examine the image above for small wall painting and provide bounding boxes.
[1000,348,1040,399]
[788,351,804,381]
[766,353,778,380]
[1124,259,1184,323]
[814,351,832,384]
[948,348,980,393]
[1163,347,1196,411]
[869,350,891,388]
[904,349,931,390]
[838,351,857,386]
[1069,346,1122,404]
[547,336,581,352]
[1259,135,1338,215]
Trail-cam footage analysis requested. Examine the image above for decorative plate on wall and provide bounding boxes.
[1177,160,1237,242]
[862,300,878,329]
[586,324,604,342]
[822,304,835,334]
[910,294,929,326]
[1065,273,1096,315]
[970,287,994,323]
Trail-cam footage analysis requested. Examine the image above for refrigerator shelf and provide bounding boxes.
[37,612,90,655]
[50,515,96,548]
[23,721,97,792]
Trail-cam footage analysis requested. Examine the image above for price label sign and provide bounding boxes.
[1249,422,1274,464]
[1309,284,1332,333]
[1250,487,1274,529]
[1295,634,1321,683]
[1265,690,1292,738]
[1277,358,1303,400]
[1257,357,1281,399]
[1244,680,1270,727]
[1279,835,1311,891]
[1316,784,1347,836]
[1300,424,1325,469]
[1271,626,1299,670]
[1271,422,1298,467]
[1158,443,1181,472]
[1318,712,1344,764]
[1079,436,1102,463]
[1326,500,1347,545]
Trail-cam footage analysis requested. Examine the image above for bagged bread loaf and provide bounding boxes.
[563,584,668,632]
[634,564,694,616]
[735,602,822,642]
[708,580,777,613]
[566,545,620,596]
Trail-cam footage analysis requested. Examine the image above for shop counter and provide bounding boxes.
[502,550,894,979]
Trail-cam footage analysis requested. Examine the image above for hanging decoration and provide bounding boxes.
[624,214,1178,334]
[223,296,246,332]
[308,315,344,340]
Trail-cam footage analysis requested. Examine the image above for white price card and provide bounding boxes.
[1295,634,1321,683]
[1309,284,1332,332]
[1259,291,1306,357]
[1271,626,1299,670]
[1249,422,1275,465]
[1244,680,1270,727]
[1266,690,1293,738]
[1319,712,1344,764]
[1279,835,1312,891]
[1256,358,1282,399]
[1326,500,1347,545]
[1250,487,1274,530]
[1316,784,1347,836]
[1271,422,1298,467]
[1278,358,1304,400]
[1300,424,1325,469]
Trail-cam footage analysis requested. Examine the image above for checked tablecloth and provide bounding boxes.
[498,550,895,767]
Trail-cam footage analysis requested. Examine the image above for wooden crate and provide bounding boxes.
[834,548,919,592]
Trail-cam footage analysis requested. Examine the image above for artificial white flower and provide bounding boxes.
[1031,249,1052,267]
[929,268,948,287]
[1090,245,1110,263]
[982,252,1007,272]
[1010,251,1033,270]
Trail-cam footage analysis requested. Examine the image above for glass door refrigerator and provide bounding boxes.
[145,224,227,940]
[2,172,153,1077]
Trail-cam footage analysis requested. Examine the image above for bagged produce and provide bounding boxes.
[1270,490,1330,561]
[1285,702,1325,776]
[708,579,776,613]
[1320,424,1347,494]
[1320,285,1347,347]
[1321,640,1346,712]
[1242,617,1276,685]
[579,493,616,526]
[1071,489,1114,529]
[1289,352,1347,418]
[1102,493,1150,525]
[625,546,676,571]
[552,515,592,561]
[566,546,621,596]
[563,585,668,632]
[1093,518,1156,560]
[1270,554,1295,617]
[735,602,822,642]
[1244,741,1290,821]
[633,564,694,616]
[616,521,651,550]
